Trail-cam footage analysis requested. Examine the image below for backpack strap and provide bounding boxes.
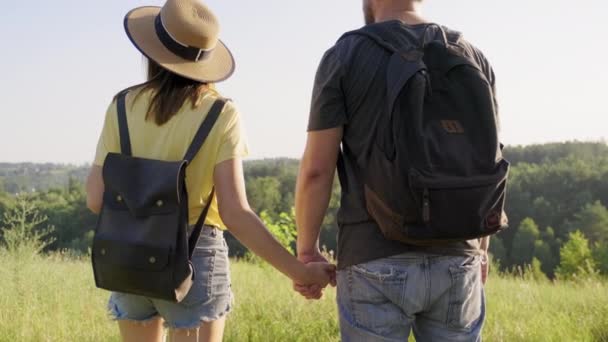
[183,99,227,163]
[116,91,132,156]
[336,25,432,191]
[183,99,227,258]
[341,26,428,122]
[188,188,215,258]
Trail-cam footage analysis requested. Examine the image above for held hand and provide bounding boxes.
[299,251,337,286]
[293,251,336,300]
[294,262,336,299]
[302,262,336,288]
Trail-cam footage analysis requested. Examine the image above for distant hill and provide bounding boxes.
[0,158,301,194]
[1,141,606,193]
[504,141,608,165]
[0,163,89,194]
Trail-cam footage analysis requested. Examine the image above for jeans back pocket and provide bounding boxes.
[447,256,483,330]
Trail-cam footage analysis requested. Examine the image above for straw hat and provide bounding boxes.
[124,0,235,83]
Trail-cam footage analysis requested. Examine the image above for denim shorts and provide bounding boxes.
[107,226,232,329]
[337,252,485,342]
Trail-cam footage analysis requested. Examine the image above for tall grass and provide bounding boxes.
[0,250,606,341]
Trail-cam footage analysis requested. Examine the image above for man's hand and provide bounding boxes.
[293,250,336,300]
[481,251,489,285]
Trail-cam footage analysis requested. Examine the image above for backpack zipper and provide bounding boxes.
[422,188,430,223]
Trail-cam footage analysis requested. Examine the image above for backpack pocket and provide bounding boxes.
[92,239,180,300]
[408,160,509,241]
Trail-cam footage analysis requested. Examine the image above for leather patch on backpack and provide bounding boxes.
[485,210,502,230]
[441,120,465,134]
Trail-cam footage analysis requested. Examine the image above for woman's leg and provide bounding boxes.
[167,317,226,342]
[118,317,165,342]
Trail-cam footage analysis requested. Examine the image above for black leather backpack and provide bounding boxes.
[339,24,509,244]
[91,91,226,302]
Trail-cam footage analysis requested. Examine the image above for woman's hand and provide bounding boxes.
[293,250,337,299]
[298,262,336,289]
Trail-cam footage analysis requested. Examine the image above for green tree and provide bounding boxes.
[0,190,14,225]
[556,231,597,280]
[245,209,297,263]
[570,201,608,244]
[489,236,507,267]
[541,227,559,252]
[533,240,557,276]
[0,195,55,256]
[261,210,297,254]
[35,186,97,252]
[510,218,540,266]
[246,210,297,263]
[245,177,281,215]
[592,242,608,275]
[523,258,549,282]
[531,196,553,230]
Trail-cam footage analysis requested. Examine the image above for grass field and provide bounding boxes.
[0,250,607,342]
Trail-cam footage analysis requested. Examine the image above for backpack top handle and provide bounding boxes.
[419,24,449,49]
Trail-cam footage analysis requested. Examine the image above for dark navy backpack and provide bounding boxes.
[340,24,509,243]
[92,91,225,302]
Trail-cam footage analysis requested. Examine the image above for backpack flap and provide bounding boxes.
[102,152,187,218]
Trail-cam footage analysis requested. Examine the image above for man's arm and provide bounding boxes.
[293,128,342,299]
[294,42,347,299]
[295,127,343,259]
[480,236,490,285]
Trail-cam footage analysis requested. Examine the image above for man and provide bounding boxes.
[294,0,497,340]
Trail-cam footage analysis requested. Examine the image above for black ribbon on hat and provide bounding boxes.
[154,15,212,62]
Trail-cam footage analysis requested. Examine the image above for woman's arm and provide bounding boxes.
[214,158,334,286]
[86,165,104,214]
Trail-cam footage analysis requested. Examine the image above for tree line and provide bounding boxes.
[1,141,607,279]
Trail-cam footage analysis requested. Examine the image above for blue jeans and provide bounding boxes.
[337,253,485,342]
[107,226,232,329]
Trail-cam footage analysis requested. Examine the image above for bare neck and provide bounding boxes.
[374,3,427,25]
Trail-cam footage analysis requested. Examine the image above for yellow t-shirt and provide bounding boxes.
[94,87,249,228]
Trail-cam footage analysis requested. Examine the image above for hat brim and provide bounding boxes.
[124,6,235,83]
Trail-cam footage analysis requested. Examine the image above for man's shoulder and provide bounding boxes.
[448,31,491,64]
[445,29,494,82]
[325,29,381,59]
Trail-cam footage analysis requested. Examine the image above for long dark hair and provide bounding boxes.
[119,59,212,125]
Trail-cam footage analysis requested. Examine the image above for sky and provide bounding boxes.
[0,0,607,164]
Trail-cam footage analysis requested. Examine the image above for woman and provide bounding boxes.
[85,1,334,341]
